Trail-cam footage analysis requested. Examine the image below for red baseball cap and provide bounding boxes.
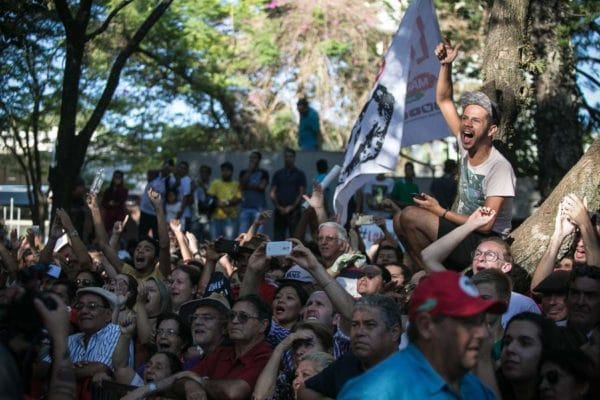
[408,271,507,320]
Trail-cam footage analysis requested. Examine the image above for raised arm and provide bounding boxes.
[170,219,193,261]
[421,207,496,272]
[531,200,576,290]
[434,39,461,137]
[287,239,355,322]
[33,294,76,400]
[303,182,328,225]
[240,243,270,297]
[56,209,92,270]
[148,188,171,278]
[563,193,600,266]
[87,193,124,272]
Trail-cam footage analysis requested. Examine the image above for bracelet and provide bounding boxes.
[441,209,449,219]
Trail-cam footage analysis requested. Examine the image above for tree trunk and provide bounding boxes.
[529,0,584,199]
[509,138,600,273]
[481,0,530,145]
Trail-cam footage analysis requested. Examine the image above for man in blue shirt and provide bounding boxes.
[297,98,321,151]
[339,271,506,399]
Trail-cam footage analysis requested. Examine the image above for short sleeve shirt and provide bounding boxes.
[339,344,496,400]
[190,342,273,390]
[271,167,307,207]
[208,179,241,219]
[456,144,516,238]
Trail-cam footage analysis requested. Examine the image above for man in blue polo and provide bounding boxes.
[339,271,505,399]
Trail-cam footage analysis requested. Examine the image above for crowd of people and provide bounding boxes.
[0,41,599,400]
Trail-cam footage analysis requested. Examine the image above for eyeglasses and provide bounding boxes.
[540,370,560,385]
[228,311,260,324]
[317,235,339,243]
[156,328,179,337]
[73,302,107,311]
[76,279,94,287]
[471,249,503,262]
[189,313,218,324]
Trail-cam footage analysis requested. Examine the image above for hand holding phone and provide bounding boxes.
[411,193,426,201]
[266,241,292,257]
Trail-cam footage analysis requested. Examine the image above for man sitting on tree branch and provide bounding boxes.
[394,40,516,271]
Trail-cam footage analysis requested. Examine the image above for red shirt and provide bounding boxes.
[191,341,272,390]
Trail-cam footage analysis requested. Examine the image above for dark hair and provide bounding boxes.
[236,294,272,336]
[251,151,262,161]
[292,321,333,352]
[471,268,512,301]
[284,147,296,157]
[541,348,595,383]
[275,281,309,308]
[443,159,457,174]
[178,160,189,169]
[76,270,104,287]
[220,161,233,171]
[354,294,402,333]
[199,165,212,174]
[121,273,138,309]
[153,351,183,375]
[571,263,600,282]
[174,264,201,287]
[137,237,159,258]
[316,159,328,174]
[51,279,77,303]
[156,312,192,350]
[373,245,403,266]
[297,98,308,107]
[504,312,558,352]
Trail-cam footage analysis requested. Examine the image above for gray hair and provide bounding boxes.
[298,351,334,372]
[318,222,348,242]
[354,294,402,330]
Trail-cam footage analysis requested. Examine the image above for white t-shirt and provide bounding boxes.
[501,291,541,328]
[456,144,516,238]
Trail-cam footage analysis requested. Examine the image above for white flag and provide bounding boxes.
[333,0,449,224]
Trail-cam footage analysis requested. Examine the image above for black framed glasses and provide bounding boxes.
[228,311,260,324]
[471,249,503,262]
[73,302,107,311]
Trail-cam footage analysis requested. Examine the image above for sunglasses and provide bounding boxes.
[228,311,260,324]
[73,302,107,311]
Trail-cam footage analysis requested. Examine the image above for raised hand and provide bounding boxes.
[554,197,576,239]
[435,38,461,65]
[86,192,99,211]
[562,193,589,228]
[147,188,163,209]
[247,242,270,274]
[303,182,325,210]
[33,293,69,340]
[169,218,182,233]
[465,207,496,229]
[287,238,320,271]
[255,210,272,226]
[118,309,137,337]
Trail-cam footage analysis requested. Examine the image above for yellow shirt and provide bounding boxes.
[121,263,165,285]
[208,179,241,219]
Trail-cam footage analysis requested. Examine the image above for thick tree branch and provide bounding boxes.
[52,0,75,33]
[577,56,600,64]
[86,0,135,41]
[76,0,174,158]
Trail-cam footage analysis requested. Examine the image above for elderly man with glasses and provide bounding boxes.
[42,287,132,384]
[421,207,540,328]
[181,294,273,399]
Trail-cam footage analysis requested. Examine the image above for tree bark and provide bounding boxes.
[509,138,600,273]
[48,0,174,217]
[481,0,530,144]
[529,0,584,199]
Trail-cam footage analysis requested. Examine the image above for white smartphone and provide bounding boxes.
[355,214,375,226]
[266,241,293,257]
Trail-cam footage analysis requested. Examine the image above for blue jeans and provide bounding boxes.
[211,218,237,240]
[238,208,263,235]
